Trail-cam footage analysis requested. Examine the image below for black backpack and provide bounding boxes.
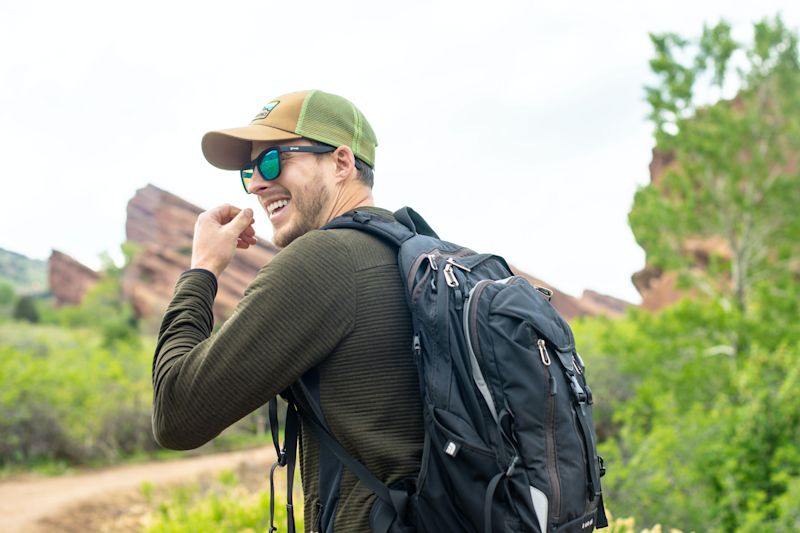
[268,207,608,533]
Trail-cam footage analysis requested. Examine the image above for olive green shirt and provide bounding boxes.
[152,208,424,532]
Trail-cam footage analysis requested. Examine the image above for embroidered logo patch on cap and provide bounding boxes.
[253,101,279,121]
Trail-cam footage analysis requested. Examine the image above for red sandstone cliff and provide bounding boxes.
[510,267,630,319]
[123,184,279,325]
[48,183,630,322]
[632,148,738,310]
[48,250,101,306]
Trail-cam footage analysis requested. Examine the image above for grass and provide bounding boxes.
[143,468,303,533]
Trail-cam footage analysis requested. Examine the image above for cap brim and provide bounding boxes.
[201,125,302,170]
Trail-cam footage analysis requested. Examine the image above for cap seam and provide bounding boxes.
[295,90,315,136]
[352,103,362,161]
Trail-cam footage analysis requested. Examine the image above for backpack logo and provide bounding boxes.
[253,101,279,121]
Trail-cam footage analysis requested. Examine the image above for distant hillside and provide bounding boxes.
[0,247,48,294]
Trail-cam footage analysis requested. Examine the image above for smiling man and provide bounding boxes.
[151,90,423,532]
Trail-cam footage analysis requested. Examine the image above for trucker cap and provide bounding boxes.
[201,90,378,171]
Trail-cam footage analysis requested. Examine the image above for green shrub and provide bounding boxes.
[144,470,303,533]
[0,323,157,466]
[12,295,39,323]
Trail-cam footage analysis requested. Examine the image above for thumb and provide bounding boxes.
[229,208,254,233]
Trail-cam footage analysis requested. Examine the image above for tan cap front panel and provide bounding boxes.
[248,90,309,135]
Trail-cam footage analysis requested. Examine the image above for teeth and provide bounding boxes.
[267,199,289,215]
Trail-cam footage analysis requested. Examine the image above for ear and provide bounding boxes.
[332,145,357,183]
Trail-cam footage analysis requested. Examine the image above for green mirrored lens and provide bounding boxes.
[240,169,253,193]
[259,150,280,180]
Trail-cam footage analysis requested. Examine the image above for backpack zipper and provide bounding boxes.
[462,276,522,425]
[539,339,561,523]
[463,279,500,423]
[444,257,472,288]
[409,249,474,303]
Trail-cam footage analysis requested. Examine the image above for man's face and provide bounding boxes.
[247,139,333,247]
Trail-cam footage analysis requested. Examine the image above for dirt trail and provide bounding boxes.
[0,446,275,533]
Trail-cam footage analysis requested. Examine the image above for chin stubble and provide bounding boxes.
[272,180,330,248]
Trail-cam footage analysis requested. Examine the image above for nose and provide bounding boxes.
[247,166,273,195]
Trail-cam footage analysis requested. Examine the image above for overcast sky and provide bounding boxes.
[2,1,798,303]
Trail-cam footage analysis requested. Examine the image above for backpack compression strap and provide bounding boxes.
[268,397,298,533]
[288,379,412,533]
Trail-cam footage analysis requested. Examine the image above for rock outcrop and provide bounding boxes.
[632,146,738,310]
[48,183,631,323]
[123,184,279,326]
[48,250,101,306]
[511,267,630,319]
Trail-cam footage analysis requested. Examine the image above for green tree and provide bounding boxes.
[0,282,14,306]
[631,16,800,316]
[12,295,39,323]
[586,16,800,532]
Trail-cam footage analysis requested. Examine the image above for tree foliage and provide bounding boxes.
[578,15,800,532]
[12,295,39,323]
[631,16,800,314]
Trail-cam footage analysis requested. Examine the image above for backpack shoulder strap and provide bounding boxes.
[322,207,439,246]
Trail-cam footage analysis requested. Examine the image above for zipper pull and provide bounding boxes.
[537,339,551,366]
[443,257,471,288]
[446,257,472,272]
[427,254,438,271]
[443,263,459,287]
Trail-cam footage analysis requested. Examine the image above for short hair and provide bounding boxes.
[309,139,374,188]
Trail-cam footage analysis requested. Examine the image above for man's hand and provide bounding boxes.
[190,205,257,278]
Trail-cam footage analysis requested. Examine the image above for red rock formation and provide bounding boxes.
[48,250,101,306]
[47,183,631,324]
[510,267,630,320]
[123,184,279,326]
[633,145,739,310]
[577,290,632,317]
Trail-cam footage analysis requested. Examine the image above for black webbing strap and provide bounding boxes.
[268,397,299,533]
[569,386,608,527]
[483,456,518,533]
[484,471,505,533]
[596,493,608,528]
[553,351,602,501]
[290,379,399,508]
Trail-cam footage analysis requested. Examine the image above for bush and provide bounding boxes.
[12,295,39,323]
[144,470,303,533]
[0,323,157,466]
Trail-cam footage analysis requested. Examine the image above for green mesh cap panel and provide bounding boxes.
[295,90,378,168]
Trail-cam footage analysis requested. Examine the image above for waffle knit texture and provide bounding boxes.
[152,208,423,532]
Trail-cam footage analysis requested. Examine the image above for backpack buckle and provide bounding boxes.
[277,446,288,467]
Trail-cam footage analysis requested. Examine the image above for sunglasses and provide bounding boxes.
[240,145,335,193]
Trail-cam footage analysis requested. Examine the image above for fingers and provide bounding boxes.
[202,204,245,225]
[228,208,254,234]
[236,233,258,249]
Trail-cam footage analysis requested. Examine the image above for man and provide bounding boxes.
[152,90,424,532]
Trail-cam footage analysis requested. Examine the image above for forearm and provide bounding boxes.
[152,269,223,449]
[151,269,278,450]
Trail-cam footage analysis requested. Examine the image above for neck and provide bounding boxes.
[325,184,374,223]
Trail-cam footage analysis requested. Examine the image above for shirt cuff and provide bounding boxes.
[182,268,219,296]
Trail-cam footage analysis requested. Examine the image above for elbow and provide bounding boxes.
[151,410,213,451]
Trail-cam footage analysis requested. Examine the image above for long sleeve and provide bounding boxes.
[151,230,356,450]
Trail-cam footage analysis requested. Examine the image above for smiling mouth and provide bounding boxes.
[267,199,290,218]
